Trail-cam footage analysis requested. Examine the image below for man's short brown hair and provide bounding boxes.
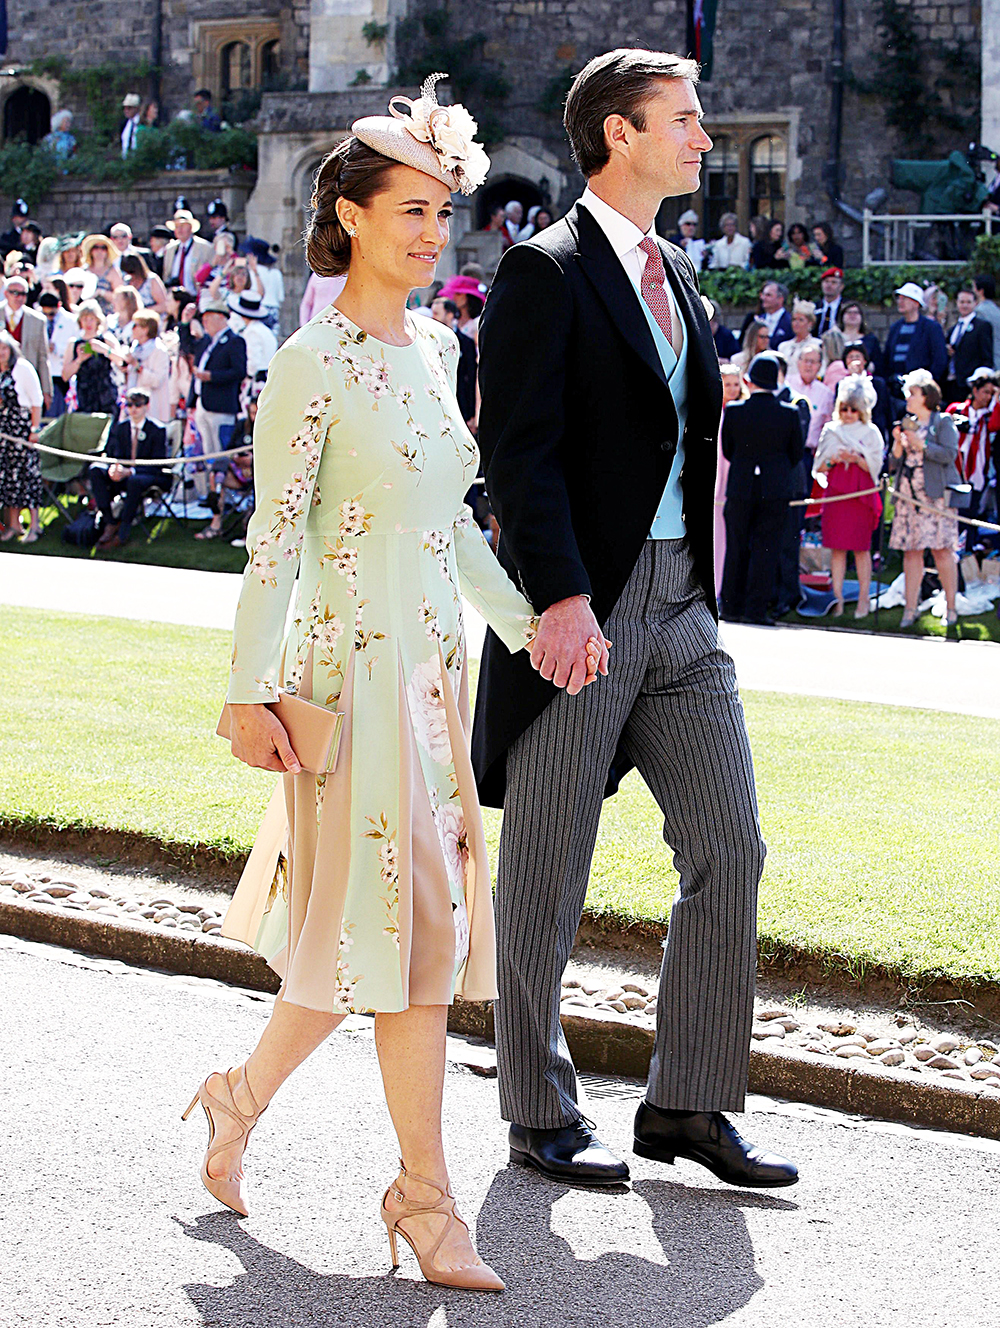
[564,48,700,177]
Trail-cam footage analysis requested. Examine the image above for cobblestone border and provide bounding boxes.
[3,887,998,1142]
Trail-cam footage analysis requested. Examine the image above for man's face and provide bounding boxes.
[209,215,226,233]
[5,281,27,306]
[126,400,148,423]
[821,275,843,300]
[722,215,737,238]
[506,202,523,225]
[897,295,921,318]
[680,220,697,237]
[174,220,193,244]
[193,96,208,115]
[760,283,782,313]
[430,298,454,328]
[110,229,131,254]
[956,291,976,318]
[620,79,712,199]
[798,351,821,384]
[202,311,227,338]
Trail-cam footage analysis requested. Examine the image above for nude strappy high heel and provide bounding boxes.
[381,1162,505,1292]
[182,1065,265,1217]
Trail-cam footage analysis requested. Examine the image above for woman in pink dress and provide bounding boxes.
[812,375,884,618]
[715,363,747,595]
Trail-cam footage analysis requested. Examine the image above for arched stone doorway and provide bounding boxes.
[3,86,51,144]
[477,176,544,229]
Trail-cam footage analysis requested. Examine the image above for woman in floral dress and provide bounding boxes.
[185,84,599,1293]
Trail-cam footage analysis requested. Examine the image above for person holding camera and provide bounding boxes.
[888,370,962,627]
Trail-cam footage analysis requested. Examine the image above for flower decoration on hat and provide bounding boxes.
[388,73,490,195]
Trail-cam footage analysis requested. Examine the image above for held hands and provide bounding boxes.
[530,595,611,697]
[228,703,302,775]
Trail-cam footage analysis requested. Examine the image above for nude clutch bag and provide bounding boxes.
[217,693,345,774]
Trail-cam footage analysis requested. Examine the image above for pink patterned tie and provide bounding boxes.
[638,237,674,348]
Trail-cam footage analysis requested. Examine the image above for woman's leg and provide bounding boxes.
[931,547,958,614]
[902,549,923,616]
[203,993,344,1180]
[830,548,847,611]
[855,551,871,615]
[376,1005,485,1274]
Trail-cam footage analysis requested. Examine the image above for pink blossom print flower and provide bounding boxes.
[406,655,452,764]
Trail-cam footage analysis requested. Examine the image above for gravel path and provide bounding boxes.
[1,931,998,1327]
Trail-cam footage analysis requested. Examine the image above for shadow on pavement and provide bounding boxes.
[176,1165,797,1327]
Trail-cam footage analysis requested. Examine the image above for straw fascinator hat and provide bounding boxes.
[351,73,491,195]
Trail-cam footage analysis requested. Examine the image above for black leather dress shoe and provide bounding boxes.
[633,1101,798,1188]
[509,1118,631,1187]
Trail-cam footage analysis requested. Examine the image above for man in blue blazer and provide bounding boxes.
[883,282,948,403]
[187,299,247,493]
[739,280,793,350]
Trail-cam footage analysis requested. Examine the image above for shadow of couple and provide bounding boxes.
[179,1164,797,1327]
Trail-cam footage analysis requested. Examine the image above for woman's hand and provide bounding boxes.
[227,703,302,774]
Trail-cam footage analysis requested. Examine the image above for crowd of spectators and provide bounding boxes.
[712,271,999,626]
[0,193,281,548]
[670,212,847,272]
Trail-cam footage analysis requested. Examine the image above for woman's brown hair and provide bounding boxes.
[305,138,401,277]
[915,380,942,411]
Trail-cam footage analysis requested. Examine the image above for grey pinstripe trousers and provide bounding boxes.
[495,539,764,1128]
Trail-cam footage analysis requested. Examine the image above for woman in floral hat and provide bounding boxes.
[188,75,602,1294]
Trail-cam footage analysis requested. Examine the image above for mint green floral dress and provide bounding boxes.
[220,307,536,1016]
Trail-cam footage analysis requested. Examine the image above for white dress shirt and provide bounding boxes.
[949,314,974,345]
[579,186,687,538]
[120,115,140,157]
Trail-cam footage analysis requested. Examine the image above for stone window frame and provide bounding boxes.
[190,19,283,104]
[675,115,800,238]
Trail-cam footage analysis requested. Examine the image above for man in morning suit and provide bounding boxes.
[720,352,805,625]
[474,49,797,1190]
[945,288,994,403]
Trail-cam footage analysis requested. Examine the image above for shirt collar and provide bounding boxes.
[580,185,653,259]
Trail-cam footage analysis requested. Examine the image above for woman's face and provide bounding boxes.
[789,225,807,247]
[88,244,109,270]
[721,372,742,404]
[113,291,130,316]
[535,210,552,230]
[755,326,770,352]
[844,352,867,376]
[0,343,11,371]
[842,305,862,330]
[905,387,928,413]
[838,403,860,424]
[229,265,249,292]
[79,313,99,337]
[769,221,783,243]
[338,165,453,294]
[791,311,811,337]
[133,322,150,343]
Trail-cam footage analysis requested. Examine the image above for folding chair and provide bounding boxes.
[132,418,189,541]
[37,413,112,521]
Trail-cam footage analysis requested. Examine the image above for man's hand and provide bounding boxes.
[193,367,211,381]
[530,595,610,696]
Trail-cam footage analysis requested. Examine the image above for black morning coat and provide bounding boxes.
[721,392,804,500]
[472,201,723,808]
[185,327,248,416]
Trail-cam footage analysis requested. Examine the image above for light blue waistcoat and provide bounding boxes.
[633,286,688,539]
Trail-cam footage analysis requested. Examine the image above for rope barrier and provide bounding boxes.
[3,429,252,469]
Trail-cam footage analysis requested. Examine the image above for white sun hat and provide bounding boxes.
[351,73,491,196]
[894,282,926,307]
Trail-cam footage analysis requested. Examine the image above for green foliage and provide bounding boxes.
[63,122,257,188]
[350,70,374,87]
[539,68,574,120]
[394,5,509,146]
[967,233,1000,287]
[0,138,59,210]
[850,0,979,155]
[362,20,390,45]
[700,263,972,309]
[28,57,158,142]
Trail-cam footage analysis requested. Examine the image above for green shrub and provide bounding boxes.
[0,139,59,210]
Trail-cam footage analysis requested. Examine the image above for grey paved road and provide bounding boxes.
[2,932,997,1328]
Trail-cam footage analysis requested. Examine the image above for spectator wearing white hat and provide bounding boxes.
[121,94,142,157]
[883,282,948,399]
[668,209,707,271]
[162,210,213,295]
[228,291,277,381]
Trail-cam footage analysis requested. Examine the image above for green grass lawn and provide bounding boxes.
[2,606,997,986]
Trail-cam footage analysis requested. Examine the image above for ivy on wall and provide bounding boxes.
[850,0,979,156]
